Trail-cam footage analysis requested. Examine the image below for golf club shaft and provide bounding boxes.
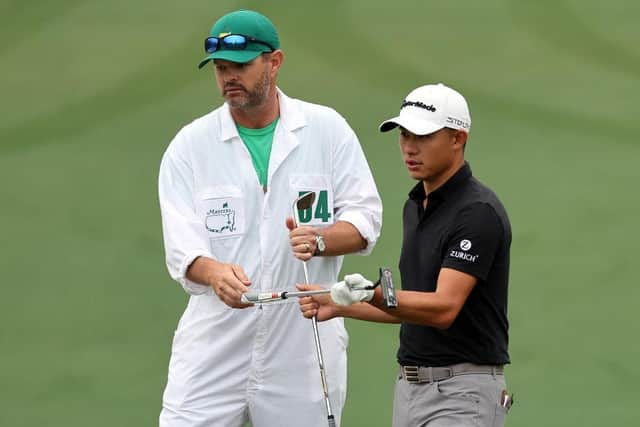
[293,193,334,426]
[240,289,330,304]
[286,289,331,298]
[303,260,336,424]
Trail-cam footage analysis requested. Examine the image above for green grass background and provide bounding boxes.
[1,0,638,425]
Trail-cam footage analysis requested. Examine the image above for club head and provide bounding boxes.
[292,191,316,226]
[295,191,316,210]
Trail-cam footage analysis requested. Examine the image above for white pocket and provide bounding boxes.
[197,186,245,263]
[197,186,245,239]
[289,175,334,226]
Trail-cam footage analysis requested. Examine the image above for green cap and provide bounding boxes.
[198,10,280,69]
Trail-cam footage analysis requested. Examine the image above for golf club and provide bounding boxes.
[241,267,398,306]
[293,191,336,427]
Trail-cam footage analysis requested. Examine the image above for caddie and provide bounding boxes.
[157,9,382,427]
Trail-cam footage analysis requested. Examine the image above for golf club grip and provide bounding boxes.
[241,291,283,303]
[327,415,336,427]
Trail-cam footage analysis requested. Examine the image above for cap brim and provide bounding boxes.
[378,116,444,136]
[198,50,263,69]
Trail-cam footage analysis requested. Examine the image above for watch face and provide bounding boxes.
[316,235,326,251]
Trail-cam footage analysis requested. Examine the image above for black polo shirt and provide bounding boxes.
[397,162,511,367]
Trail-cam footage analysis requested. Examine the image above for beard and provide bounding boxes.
[224,68,272,110]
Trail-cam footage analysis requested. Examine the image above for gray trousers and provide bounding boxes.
[393,370,508,427]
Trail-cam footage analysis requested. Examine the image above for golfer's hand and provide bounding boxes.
[209,263,252,309]
[330,273,374,306]
[297,284,338,321]
[286,217,317,262]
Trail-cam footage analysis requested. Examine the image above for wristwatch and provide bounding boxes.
[314,233,326,256]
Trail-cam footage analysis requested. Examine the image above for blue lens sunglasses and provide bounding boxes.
[204,34,275,54]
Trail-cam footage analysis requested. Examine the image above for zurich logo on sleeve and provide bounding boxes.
[450,239,478,262]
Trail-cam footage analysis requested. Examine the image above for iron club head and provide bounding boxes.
[292,191,316,226]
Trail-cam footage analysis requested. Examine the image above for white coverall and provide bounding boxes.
[158,89,382,427]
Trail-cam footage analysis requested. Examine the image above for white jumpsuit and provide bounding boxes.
[158,89,382,427]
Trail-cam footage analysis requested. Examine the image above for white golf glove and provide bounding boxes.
[330,273,375,306]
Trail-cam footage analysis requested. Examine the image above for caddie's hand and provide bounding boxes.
[296,284,338,321]
[330,273,374,306]
[209,263,253,309]
[286,217,318,262]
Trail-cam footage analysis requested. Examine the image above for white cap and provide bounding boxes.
[379,83,471,135]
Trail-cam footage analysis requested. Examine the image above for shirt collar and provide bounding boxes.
[408,161,473,202]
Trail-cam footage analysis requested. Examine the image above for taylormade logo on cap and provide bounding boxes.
[379,83,471,136]
[401,100,436,112]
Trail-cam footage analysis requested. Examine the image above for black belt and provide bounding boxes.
[400,363,504,384]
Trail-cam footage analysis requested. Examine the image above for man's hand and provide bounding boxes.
[286,217,318,262]
[330,273,375,306]
[205,261,253,308]
[297,284,339,321]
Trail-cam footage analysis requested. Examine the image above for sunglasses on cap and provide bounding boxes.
[204,34,275,54]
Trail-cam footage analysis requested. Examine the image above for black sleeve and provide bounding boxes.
[441,202,503,281]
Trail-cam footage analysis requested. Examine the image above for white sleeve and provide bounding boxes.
[331,118,383,255]
[158,137,211,295]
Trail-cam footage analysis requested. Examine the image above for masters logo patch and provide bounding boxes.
[206,201,236,233]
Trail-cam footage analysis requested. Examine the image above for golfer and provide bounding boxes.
[157,9,382,427]
[299,83,513,426]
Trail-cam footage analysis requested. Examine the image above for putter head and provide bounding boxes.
[292,191,316,226]
[379,267,398,308]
